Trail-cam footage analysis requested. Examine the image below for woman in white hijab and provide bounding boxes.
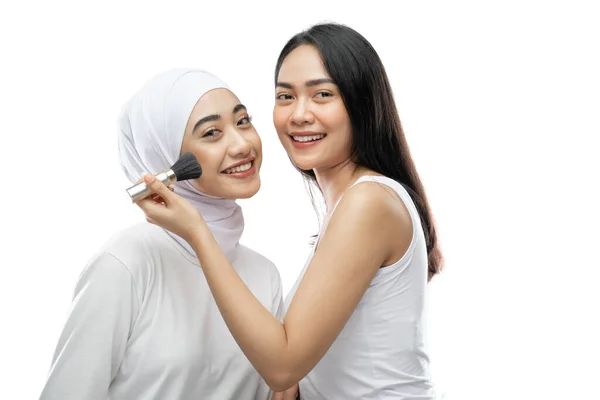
[39,69,284,400]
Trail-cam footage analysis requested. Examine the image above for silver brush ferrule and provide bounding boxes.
[126,169,177,202]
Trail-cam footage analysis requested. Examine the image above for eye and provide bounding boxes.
[237,115,253,126]
[315,91,333,98]
[277,93,293,100]
[202,129,220,138]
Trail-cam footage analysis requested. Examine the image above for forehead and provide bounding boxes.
[192,88,240,116]
[278,45,330,81]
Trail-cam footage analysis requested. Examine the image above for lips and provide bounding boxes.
[221,157,255,174]
[289,131,327,147]
[223,160,253,175]
[289,131,327,143]
[291,133,326,142]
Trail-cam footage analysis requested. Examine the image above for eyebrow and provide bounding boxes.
[192,103,247,133]
[276,78,335,89]
[233,103,247,114]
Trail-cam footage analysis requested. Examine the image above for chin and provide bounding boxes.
[290,157,318,172]
[228,179,261,200]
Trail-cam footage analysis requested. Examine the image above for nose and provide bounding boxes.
[228,129,252,158]
[290,98,315,126]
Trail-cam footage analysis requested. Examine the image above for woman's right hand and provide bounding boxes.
[271,383,299,400]
[134,174,206,244]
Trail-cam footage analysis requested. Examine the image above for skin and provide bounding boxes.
[181,88,262,199]
[135,45,413,393]
[148,89,261,210]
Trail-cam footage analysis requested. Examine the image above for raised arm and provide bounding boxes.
[137,176,410,391]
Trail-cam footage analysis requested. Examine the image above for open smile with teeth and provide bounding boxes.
[223,161,253,174]
[292,134,326,142]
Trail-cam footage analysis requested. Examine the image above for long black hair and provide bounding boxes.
[275,23,443,280]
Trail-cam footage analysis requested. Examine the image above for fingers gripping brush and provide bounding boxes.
[126,152,202,202]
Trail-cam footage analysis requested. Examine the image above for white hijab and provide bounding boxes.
[117,69,243,261]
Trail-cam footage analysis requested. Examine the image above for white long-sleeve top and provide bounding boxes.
[40,222,283,400]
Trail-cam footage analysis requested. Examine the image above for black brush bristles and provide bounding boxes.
[171,152,202,181]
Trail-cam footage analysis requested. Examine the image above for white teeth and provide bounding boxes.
[292,134,325,142]
[224,162,252,174]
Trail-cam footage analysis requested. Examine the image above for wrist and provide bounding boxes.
[187,222,211,251]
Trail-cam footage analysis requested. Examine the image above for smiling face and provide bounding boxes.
[273,44,353,172]
[180,88,262,199]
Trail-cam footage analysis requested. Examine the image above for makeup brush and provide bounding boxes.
[126,152,202,202]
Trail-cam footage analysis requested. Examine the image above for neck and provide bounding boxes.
[314,159,366,214]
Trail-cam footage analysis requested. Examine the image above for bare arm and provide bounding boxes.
[138,176,410,391]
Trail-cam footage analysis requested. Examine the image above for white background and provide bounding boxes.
[1,1,599,399]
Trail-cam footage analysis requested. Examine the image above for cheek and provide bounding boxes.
[181,140,206,164]
[190,147,220,177]
[272,107,288,132]
[193,166,218,194]
[326,106,352,138]
[249,130,262,153]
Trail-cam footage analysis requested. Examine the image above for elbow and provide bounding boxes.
[265,370,298,392]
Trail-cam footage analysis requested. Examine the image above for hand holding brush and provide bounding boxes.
[134,172,208,244]
[126,152,202,202]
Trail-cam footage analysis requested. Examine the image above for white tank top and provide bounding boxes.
[284,175,435,399]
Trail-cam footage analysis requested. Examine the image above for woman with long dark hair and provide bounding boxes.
[136,23,443,399]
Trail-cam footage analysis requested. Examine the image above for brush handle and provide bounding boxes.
[127,169,176,202]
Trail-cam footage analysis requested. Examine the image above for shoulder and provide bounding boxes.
[99,222,172,268]
[334,179,412,234]
[235,245,282,298]
[105,222,170,250]
[235,245,281,281]
[80,223,171,286]
[326,178,414,264]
